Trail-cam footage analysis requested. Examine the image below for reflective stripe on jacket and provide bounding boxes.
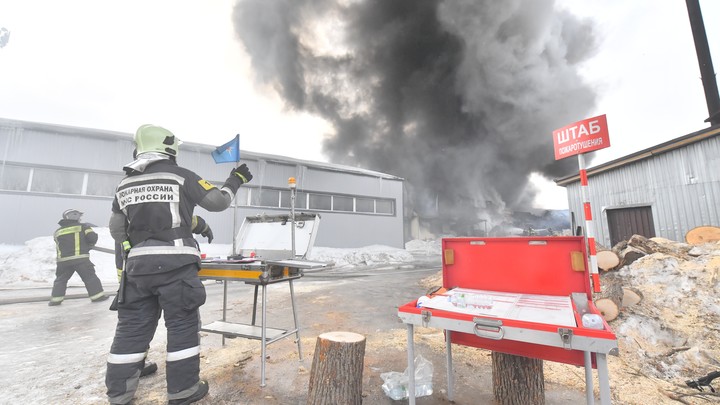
[111,159,217,275]
[54,221,97,262]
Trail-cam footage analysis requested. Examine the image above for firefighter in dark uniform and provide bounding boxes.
[105,124,252,405]
[48,209,107,306]
[110,215,214,380]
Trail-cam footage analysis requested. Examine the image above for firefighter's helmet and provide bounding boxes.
[134,124,179,157]
[62,209,83,221]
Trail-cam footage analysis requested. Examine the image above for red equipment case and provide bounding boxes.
[397,236,618,404]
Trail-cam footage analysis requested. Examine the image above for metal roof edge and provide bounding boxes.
[554,124,720,187]
[0,117,404,181]
[0,117,131,139]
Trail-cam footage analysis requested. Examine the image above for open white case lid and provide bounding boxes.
[233,213,320,261]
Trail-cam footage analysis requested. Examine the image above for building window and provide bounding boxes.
[246,186,393,216]
[0,164,31,191]
[356,198,374,213]
[31,167,84,194]
[309,193,331,210]
[333,195,353,212]
[376,199,394,214]
[252,188,280,207]
[87,173,125,196]
[281,190,307,209]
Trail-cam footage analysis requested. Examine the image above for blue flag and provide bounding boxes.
[212,134,240,163]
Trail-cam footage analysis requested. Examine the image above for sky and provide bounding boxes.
[1,0,718,209]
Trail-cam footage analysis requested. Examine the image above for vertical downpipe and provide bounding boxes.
[686,0,720,125]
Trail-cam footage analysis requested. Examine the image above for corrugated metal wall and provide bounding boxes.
[566,135,720,246]
[0,119,405,249]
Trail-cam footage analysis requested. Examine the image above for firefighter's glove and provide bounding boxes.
[201,224,214,243]
[116,268,123,283]
[223,164,253,193]
[192,216,213,243]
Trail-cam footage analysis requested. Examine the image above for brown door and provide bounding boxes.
[607,206,656,246]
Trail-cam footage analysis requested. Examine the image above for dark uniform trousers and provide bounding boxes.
[106,263,207,404]
[51,258,104,300]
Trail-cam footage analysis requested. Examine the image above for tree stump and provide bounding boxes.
[307,331,366,405]
[492,352,544,405]
[685,226,720,245]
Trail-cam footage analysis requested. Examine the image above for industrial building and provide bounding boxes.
[0,118,405,249]
[555,125,720,247]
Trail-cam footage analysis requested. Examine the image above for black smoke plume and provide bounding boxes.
[232,0,597,234]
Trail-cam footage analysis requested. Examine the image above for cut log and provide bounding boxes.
[685,226,720,245]
[611,239,628,253]
[595,273,623,322]
[595,299,619,322]
[307,331,366,405]
[617,245,646,268]
[597,250,621,271]
[627,234,691,260]
[492,352,544,405]
[622,287,643,307]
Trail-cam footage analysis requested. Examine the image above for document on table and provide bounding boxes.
[420,287,577,327]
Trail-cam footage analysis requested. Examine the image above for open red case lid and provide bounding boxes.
[441,236,591,299]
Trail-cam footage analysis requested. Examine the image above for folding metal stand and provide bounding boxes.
[199,211,329,387]
[200,266,303,387]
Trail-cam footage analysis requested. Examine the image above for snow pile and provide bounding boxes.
[613,240,720,380]
[309,245,415,267]
[0,227,428,288]
[306,238,444,267]
[404,239,442,256]
[0,228,118,287]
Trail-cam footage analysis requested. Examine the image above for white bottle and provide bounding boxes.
[467,293,493,310]
[581,313,604,329]
[450,293,466,308]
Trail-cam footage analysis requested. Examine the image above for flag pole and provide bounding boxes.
[578,152,601,293]
[232,134,239,256]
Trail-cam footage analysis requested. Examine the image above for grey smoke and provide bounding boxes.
[0,28,10,48]
[232,0,597,231]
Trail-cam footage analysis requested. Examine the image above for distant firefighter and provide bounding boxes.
[48,209,107,306]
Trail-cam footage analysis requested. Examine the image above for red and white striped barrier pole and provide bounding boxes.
[578,153,601,293]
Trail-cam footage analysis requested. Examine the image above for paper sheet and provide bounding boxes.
[420,287,577,327]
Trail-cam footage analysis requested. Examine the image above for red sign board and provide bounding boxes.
[553,114,610,160]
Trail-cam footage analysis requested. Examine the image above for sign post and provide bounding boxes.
[553,114,610,293]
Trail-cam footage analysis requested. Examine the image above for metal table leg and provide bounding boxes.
[446,330,454,401]
[597,353,611,405]
[260,284,267,387]
[289,279,303,360]
[222,281,228,346]
[251,284,259,325]
[407,324,416,405]
[584,351,594,405]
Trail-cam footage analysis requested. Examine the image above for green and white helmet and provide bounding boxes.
[134,124,179,157]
